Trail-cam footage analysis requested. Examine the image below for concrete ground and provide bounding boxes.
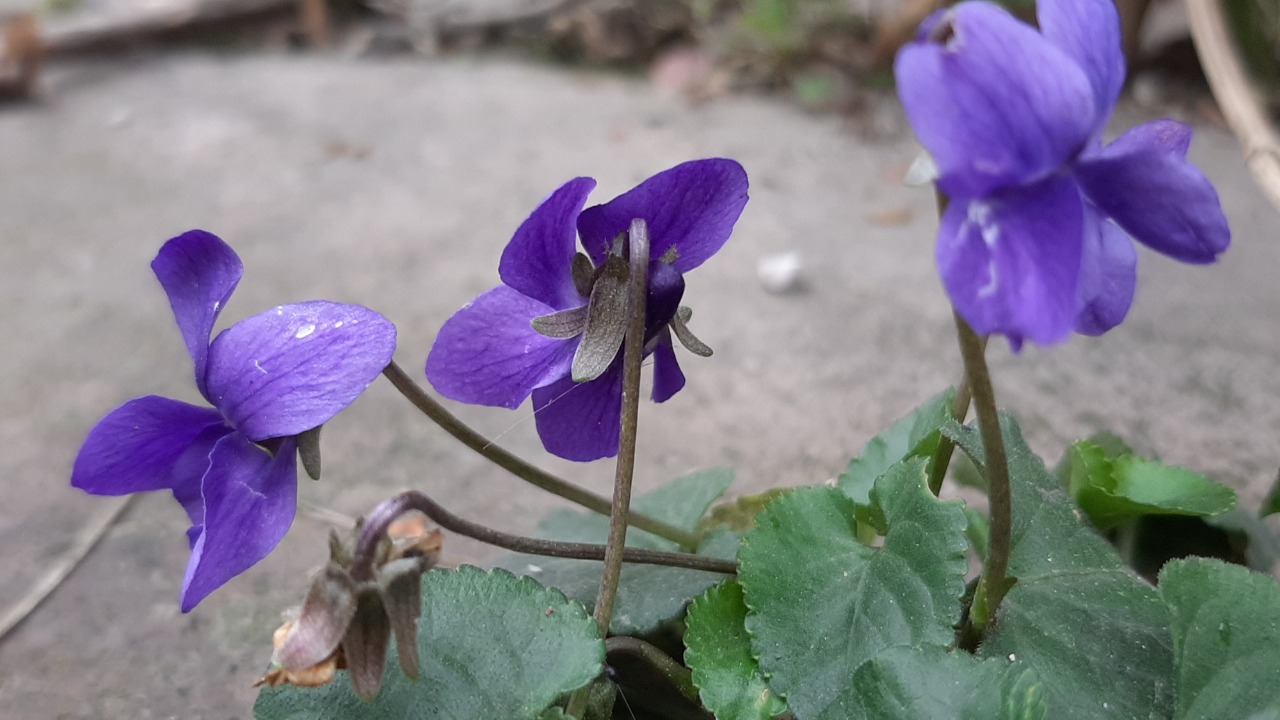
[0,51,1277,719]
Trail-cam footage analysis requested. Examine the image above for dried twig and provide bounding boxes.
[0,495,135,643]
[1187,0,1280,210]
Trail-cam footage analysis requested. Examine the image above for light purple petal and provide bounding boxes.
[180,434,298,611]
[649,332,685,403]
[938,176,1084,347]
[151,230,244,399]
[1075,209,1137,336]
[499,177,597,311]
[427,285,580,409]
[206,302,397,441]
[71,396,228,495]
[1074,131,1229,264]
[1092,118,1193,159]
[1038,0,1125,130]
[894,3,1095,198]
[531,361,624,461]
[577,159,748,273]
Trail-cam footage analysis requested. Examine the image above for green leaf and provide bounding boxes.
[964,507,990,562]
[846,646,1048,720]
[1061,440,1236,529]
[739,458,968,720]
[685,580,787,720]
[496,468,735,635]
[838,388,956,506]
[944,417,1175,720]
[255,566,603,720]
[1160,558,1280,719]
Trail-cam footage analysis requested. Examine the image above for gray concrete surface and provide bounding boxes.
[0,52,1277,718]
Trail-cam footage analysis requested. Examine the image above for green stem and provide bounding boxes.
[381,361,699,550]
[953,312,1013,632]
[348,491,735,584]
[605,636,699,704]
[591,218,650,636]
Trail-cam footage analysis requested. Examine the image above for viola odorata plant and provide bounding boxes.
[895,0,1230,347]
[426,158,748,461]
[71,230,396,610]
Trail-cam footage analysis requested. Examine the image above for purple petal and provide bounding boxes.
[180,434,298,611]
[531,361,624,461]
[938,176,1084,347]
[1074,130,1230,264]
[645,260,685,338]
[499,177,597,311]
[427,286,580,409]
[577,159,748,274]
[71,396,228,495]
[1038,0,1125,130]
[1075,209,1137,336]
[151,230,244,399]
[894,3,1095,198]
[650,332,685,403]
[170,424,236,527]
[206,302,397,441]
[1092,118,1193,158]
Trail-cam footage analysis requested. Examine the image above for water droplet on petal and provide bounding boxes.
[295,324,316,339]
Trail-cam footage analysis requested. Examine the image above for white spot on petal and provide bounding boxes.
[294,324,316,339]
[253,360,268,374]
[333,321,343,328]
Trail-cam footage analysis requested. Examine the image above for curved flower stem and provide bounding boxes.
[381,361,700,550]
[605,636,699,704]
[953,312,1012,633]
[591,218,650,637]
[346,490,736,584]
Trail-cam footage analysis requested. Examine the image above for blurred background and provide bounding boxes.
[1,1,1279,717]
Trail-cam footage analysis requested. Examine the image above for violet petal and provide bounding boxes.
[71,396,228,495]
[1037,0,1125,131]
[531,360,624,461]
[151,231,244,399]
[205,301,396,441]
[500,177,597,310]
[1075,209,1137,336]
[577,159,749,274]
[170,424,237,527]
[894,2,1095,198]
[1074,135,1230,264]
[937,176,1084,347]
[180,433,298,611]
[650,331,686,404]
[427,285,580,409]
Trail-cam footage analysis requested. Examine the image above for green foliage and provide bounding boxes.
[496,468,735,635]
[846,645,1047,720]
[684,580,787,720]
[944,417,1176,719]
[254,566,603,720]
[738,458,968,719]
[1059,439,1236,529]
[838,387,956,509]
[1160,558,1280,719]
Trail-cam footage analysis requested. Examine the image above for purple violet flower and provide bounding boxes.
[426,158,748,462]
[895,0,1230,347]
[71,231,396,611]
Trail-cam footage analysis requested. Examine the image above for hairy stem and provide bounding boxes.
[347,491,736,584]
[605,636,699,704]
[953,313,1012,632]
[381,361,699,550]
[591,218,650,637]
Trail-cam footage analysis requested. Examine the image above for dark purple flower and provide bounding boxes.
[426,159,748,462]
[895,0,1230,347]
[71,231,396,611]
